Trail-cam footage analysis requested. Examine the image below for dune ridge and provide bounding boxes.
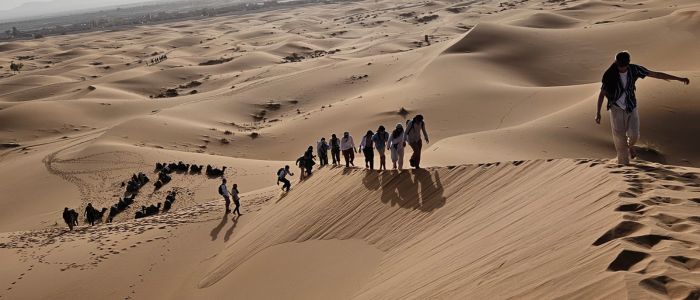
[2,0,700,298]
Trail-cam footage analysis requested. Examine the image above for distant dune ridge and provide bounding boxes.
[1,0,700,299]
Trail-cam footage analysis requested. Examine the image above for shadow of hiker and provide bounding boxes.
[209,212,228,241]
[224,215,239,242]
[413,168,446,212]
[362,169,381,191]
[379,169,446,212]
[341,167,354,176]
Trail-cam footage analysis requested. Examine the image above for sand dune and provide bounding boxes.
[2,0,700,298]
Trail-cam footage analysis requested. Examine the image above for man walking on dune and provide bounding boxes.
[595,51,690,165]
[218,178,231,213]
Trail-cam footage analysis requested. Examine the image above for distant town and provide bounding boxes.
[1,0,340,41]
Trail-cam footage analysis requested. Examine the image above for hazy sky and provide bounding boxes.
[0,0,49,11]
[0,0,152,11]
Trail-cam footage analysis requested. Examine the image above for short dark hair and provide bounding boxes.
[615,51,630,66]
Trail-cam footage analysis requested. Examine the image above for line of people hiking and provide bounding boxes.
[275,114,429,193]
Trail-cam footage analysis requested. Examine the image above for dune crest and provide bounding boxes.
[198,159,700,299]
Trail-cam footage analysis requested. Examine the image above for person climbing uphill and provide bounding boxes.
[406,114,429,169]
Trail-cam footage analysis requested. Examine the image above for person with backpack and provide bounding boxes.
[359,130,375,170]
[340,131,357,167]
[330,133,341,166]
[406,114,429,169]
[231,183,242,217]
[389,123,407,170]
[372,125,389,171]
[304,146,317,175]
[218,178,231,213]
[277,165,294,192]
[317,137,329,166]
[595,51,690,165]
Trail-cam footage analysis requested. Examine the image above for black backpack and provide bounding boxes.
[218,184,225,196]
[277,168,285,177]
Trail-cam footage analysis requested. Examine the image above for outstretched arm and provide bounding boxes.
[595,89,605,124]
[647,71,690,85]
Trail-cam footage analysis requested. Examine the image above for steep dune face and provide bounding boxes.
[199,160,632,298]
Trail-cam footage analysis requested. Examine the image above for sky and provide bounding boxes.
[0,0,152,11]
[0,0,170,21]
[0,0,49,11]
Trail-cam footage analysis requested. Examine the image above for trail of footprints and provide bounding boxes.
[593,161,700,299]
[0,189,278,298]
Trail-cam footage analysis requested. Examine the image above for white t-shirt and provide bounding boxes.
[616,71,628,110]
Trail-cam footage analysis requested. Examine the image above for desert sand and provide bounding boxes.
[1,0,700,299]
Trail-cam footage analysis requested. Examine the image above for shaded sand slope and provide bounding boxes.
[198,159,700,299]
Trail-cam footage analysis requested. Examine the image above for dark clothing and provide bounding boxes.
[342,149,354,167]
[319,152,328,166]
[304,150,315,174]
[601,64,650,112]
[330,137,341,165]
[318,141,329,166]
[409,139,423,169]
[363,147,374,170]
[233,198,241,216]
[63,210,75,230]
[296,157,306,175]
[279,177,291,192]
[331,148,340,165]
[85,206,96,226]
[224,195,231,212]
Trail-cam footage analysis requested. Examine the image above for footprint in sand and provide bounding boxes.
[661,184,685,191]
[665,256,700,272]
[593,221,645,246]
[651,213,683,226]
[619,191,638,198]
[616,203,646,213]
[642,196,683,206]
[638,275,698,298]
[607,250,649,272]
[624,234,674,249]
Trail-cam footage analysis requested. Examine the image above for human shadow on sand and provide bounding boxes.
[210,212,228,241]
[379,168,446,212]
[224,215,239,242]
